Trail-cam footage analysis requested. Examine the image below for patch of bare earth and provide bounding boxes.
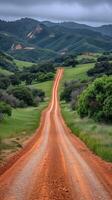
[0,133,31,167]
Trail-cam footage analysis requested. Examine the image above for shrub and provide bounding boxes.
[77,76,112,122]
[0,101,12,121]
[30,88,45,101]
[87,61,112,77]
[7,86,34,106]
[0,74,11,89]
[34,96,41,107]
[0,89,20,108]
[9,75,20,86]
[60,80,88,104]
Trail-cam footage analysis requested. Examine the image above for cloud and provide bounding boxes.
[0,0,112,25]
[0,0,112,6]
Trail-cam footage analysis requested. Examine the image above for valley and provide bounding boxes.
[0,17,112,200]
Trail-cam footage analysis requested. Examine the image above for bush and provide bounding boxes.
[34,96,41,107]
[7,86,34,107]
[30,88,45,101]
[0,101,12,120]
[0,89,20,108]
[97,56,109,62]
[87,61,112,77]
[9,75,20,86]
[79,58,95,64]
[7,86,45,108]
[0,74,11,89]
[60,80,88,104]
[77,76,112,122]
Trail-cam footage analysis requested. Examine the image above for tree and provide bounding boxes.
[30,88,45,101]
[10,75,20,86]
[7,86,34,106]
[0,89,20,108]
[0,75,10,89]
[77,76,112,122]
[87,61,112,77]
[0,101,12,121]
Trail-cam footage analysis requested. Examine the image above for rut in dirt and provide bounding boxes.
[0,69,112,200]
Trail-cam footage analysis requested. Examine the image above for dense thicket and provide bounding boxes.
[87,61,112,77]
[77,76,112,122]
[60,80,89,110]
[7,86,45,107]
[0,101,12,121]
[54,54,78,67]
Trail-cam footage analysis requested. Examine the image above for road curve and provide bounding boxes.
[0,69,112,200]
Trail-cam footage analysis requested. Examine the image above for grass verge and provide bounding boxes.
[60,65,112,162]
[0,80,53,161]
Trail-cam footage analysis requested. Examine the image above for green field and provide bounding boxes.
[62,64,93,81]
[0,104,46,139]
[77,53,101,61]
[60,64,94,93]
[14,59,35,69]
[31,80,53,99]
[0,67,13,76]
[60,64,112,162]
[0,80,53,140]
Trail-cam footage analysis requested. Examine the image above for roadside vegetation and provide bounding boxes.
[0,52,55,162]
[60,54,112,162]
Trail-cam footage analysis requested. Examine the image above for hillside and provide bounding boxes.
[1,18,112,61]
[0,51,18,73]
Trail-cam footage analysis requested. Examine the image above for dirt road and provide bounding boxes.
[0,69,112,200]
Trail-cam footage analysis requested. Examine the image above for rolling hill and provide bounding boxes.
[0,18,112,61]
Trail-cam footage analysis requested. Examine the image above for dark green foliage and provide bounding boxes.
[37,61,55,73]
[10,75,20,85]
[97,56,109,62]
[77,76,112,122]
[0,73,20,89]
[0,51,18,72]
[87,61,112,77]
[63,55,78,67]
[0,90,20,108]
[7,86,34,107]
[0,74,11,89]
[30,88,45,102]
[97,53,112,62]
[11,49,56,62]
[60,80,88,109]
[54,54,78,67]
[1,18,112,61]
[79,58,95,64]
[20,61,55,84]
[0,101,12,120]
[7,86,45,107]
[36,72,54,83]
[20,72,35,85]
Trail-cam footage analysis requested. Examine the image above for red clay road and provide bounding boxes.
[0,69,112,200]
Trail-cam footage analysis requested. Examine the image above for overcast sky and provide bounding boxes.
[0,0,112,26]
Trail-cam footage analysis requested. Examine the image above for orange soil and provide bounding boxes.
[0,69,112,200]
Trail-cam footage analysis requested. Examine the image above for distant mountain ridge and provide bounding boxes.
[0,18,112,61]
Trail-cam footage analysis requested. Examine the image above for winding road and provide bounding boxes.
[0,69,112,200]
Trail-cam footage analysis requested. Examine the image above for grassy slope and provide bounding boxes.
[0,105,45,139]
[60,64,112,162]
[14,59,34,69]
[60,64,93,93]
[77,53,101,61]
[31,81,53,100]
[0,67,13,76]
